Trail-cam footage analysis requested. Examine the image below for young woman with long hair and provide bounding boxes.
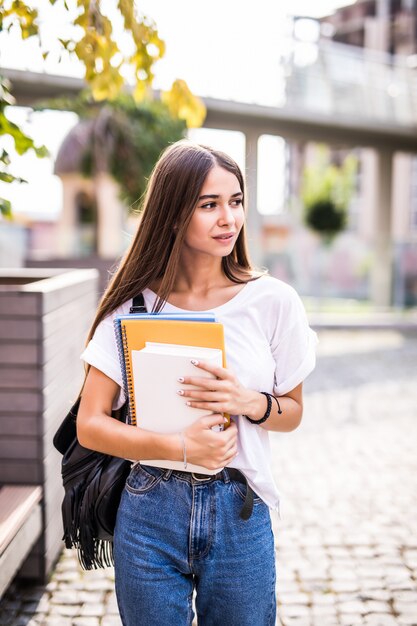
[77,140,317,625]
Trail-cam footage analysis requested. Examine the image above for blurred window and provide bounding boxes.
[410,156,417,233]
[257,135,287,216]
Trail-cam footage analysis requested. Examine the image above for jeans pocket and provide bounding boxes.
[125,463,164,495]
[229,480,263,506]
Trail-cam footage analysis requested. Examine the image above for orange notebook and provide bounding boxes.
[115,317,228,427]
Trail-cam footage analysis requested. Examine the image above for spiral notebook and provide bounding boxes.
[114,314,227,427]
[131,342,224,473]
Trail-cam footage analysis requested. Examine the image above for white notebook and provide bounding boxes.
[131,342,224,473]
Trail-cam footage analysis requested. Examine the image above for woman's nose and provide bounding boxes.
[218,204,235,225]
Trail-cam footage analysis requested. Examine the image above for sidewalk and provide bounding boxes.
[1,327,416,626]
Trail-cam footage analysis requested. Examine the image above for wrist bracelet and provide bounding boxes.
[243,391,282,425]
[179,431,187,469]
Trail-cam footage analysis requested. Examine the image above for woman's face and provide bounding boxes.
[182,165,244,260]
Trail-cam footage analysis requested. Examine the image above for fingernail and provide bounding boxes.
[177,389,184,396]
[223,417,228,422]
[191,359,199,365]
[186,401,191,406]
[177,377,184,382]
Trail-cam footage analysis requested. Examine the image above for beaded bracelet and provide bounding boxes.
[243,391,282,425]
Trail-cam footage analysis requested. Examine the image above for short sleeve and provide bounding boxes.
[271,289,318,396]
[80,317,126,410]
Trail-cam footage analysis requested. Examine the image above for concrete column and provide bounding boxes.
[55,175,81,256]
[95,173,125,258]
[370,149,394,307]
[244,130,263,267]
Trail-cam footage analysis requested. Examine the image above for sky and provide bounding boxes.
[0,0,356,219]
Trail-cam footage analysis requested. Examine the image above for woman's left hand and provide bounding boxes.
[178,360,254,416]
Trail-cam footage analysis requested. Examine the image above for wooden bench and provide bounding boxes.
[0,485,42,599]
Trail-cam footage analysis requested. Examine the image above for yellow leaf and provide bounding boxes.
[161,79,206,128]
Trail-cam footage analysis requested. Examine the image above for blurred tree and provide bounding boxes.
[301,145,358,303]
[46,92,186,209]
[0,0,206,216]
[301,145,357,244]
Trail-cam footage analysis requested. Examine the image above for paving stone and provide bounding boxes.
[280,604,311,618]
[310,593,336,605]
[364,600,393,613]
[397,618,417,626]
[339,615,364,625]
[52,571,81,583]
[3,330,417,625]
[49,603,81,617]
[363,616,399,626]
[277,592,310,605]
[79,603,106,617]
[78,591,105,603]
[359,579,390,591]
[329,567,358,581]
[332,581,361,593]
[392,591,417,603]
[357,591,392,602]
[279,618,312,626]
[311,603,338,616]
[72,618,100,626]
[44,618,73,626]
[49,590,80,604]
[83,579,115,592]
[338,599,368,614]
[101,616,123,626]
[395,601,417,615]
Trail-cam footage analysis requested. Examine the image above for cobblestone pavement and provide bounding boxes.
[1,329,416,626]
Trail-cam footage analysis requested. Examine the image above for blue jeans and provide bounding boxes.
[114,464,276,626]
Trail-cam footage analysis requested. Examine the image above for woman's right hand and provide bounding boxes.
[182,414,238,470]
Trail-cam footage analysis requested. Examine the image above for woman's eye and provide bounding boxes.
[201,202,216,209]
[232,199,243,207]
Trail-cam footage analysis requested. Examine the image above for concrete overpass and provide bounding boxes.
[3,52,417,306]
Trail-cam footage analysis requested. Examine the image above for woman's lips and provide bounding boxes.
[213,233,235,242]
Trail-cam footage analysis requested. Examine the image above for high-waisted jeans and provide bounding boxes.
[113,464,276,626]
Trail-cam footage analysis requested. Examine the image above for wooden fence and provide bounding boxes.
[0,268,99,582]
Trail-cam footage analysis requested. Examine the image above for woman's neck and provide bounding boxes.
[173,255,227,295]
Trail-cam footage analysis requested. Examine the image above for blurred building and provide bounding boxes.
[320,0,417,55]
[54,119,127,259]
[281,1,417,306]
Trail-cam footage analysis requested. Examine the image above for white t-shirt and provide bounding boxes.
[81,275,318,513]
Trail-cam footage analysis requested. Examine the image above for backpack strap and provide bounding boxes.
[130,293,147,314]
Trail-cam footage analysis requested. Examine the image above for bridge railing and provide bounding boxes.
[280,38,417,126]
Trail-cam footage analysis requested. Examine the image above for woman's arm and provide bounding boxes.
[242,383,303,432]
[77,366,238,469]
[180,362,304,433]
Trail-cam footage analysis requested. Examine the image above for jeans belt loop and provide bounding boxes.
[162,469,173,481]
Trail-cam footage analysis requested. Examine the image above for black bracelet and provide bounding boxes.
[270,393,283,415]
[243,391,282,425]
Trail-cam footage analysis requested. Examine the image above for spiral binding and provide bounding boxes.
[114,319,135,426]
[121,325,137,426]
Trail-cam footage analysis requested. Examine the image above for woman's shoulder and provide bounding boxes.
[244,275,307,324]
[248,274,300,300]
[101,298,133,325]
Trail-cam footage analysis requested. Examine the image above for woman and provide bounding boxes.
[77,140,317,625]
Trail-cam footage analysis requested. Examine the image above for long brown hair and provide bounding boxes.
[86,139,262,345]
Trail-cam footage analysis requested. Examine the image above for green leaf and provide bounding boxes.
[0,171,27,184]
[0,197,12,218]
